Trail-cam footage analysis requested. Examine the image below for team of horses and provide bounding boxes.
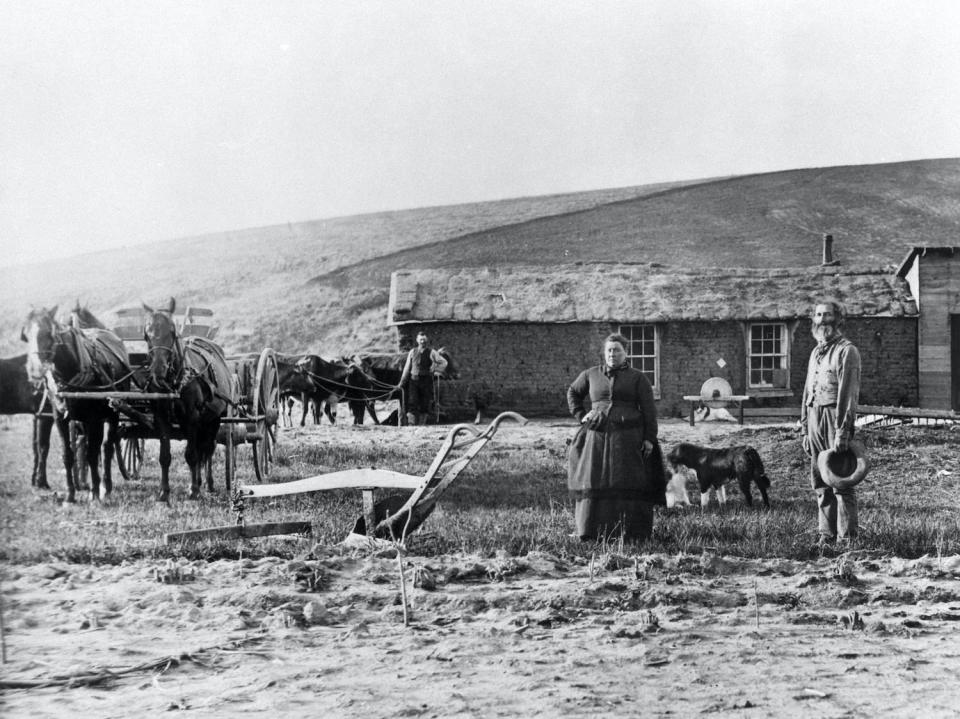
[4,301,458,503]
[20,305,131,503]
[1,304,110,490]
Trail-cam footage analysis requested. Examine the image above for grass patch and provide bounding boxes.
[1,418,958,564]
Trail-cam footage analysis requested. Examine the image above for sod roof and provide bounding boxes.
[389,264,918,324]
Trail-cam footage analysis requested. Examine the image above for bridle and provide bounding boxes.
[145,311,186,390]
[25,313,132,390]
[25,315,64,365]
[23,314,76,384]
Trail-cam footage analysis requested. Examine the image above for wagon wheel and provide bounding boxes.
[223,374,241,490]
[117,436,144,481]
[252,348,280,482]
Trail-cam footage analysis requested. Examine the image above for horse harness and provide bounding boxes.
[52,325,131,392]
[151,331,226,403]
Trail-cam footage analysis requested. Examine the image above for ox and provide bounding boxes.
[276,353,339,426]
[294,355,373,426]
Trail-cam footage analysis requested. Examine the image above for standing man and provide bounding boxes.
[800,299,862,552]
[399,331,448,425]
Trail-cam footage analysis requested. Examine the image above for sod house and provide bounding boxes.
[388,260,926,421]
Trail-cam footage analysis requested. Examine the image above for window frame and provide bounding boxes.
[618,323,661,399]
[746,321,791,390]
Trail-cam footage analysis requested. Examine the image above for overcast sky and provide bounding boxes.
[3,0,960,268]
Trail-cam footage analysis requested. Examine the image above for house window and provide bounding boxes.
[748,323,789,388]
[619,324,659,391]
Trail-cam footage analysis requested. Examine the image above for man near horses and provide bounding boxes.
[399,331,448,425]
[800,299,861,552]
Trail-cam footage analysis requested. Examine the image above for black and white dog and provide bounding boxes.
[666,443,772,509]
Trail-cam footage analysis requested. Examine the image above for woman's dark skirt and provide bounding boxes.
[574,496,654,542]
[567,416,665,542]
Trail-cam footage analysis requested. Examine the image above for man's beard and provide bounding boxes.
[812,323,838,343]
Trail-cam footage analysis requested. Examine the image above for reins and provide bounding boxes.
[145,312,196,392]
[298,364,399,403]
[297,355,457,407]
[298,366,362,390]
[359,373,401,391]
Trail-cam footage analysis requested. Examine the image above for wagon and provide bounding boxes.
[61,306,280,489]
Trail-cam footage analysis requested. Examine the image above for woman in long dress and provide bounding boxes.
[567,333,666,541]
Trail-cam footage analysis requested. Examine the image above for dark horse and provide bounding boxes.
[21,306,131,502]
[3,302,109,490]
[63,302,112,490]
[0,353,53,487]
[143,299,232,502]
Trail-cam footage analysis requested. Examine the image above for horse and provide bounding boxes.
[64,301,112,488]
[69,300,106,331]
[142,299,233,502]
[0,353,52,487]
[20,306,131,502]
[349,348,459,425]
[3,302,110,490]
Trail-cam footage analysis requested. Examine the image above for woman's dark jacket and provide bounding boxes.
[566,364,667,505]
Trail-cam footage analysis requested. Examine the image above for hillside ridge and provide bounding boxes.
[304,173,741,288]
[2,158,958,356]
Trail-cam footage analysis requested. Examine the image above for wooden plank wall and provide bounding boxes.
[917,252,959,409]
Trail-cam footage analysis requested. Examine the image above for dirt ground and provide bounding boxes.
[2,418,960,718]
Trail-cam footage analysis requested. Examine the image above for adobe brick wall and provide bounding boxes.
[398,322,610,419]
[398,317,918,420]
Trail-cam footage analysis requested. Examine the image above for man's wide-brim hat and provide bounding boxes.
[818,439,869,490]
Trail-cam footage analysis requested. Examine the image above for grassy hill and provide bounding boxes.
[0,182,692,356]
[3,158,958,357]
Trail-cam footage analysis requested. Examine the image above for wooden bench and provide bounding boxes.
[741,407,799,421]
[857,405,959,427]
[682,394,751,426]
